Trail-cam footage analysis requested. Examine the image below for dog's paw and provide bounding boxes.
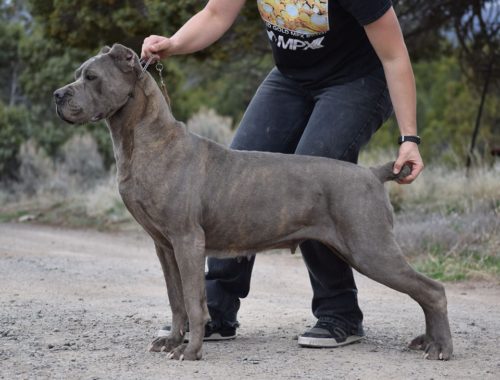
[422,341,452,361]
[408,334,430,351]
[409,334,452,360]
[166,343,202,361]
[148,336,180,353]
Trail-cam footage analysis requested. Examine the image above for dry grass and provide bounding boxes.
[0,134,132,229]
[361,150,500,282]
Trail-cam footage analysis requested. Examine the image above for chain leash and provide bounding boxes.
[140,58,171,107]
[155,62,171,106]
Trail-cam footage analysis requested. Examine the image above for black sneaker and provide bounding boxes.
[298,317,365,348]
[157,320,237,341]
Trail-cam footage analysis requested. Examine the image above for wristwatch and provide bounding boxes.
[398,135,421,145]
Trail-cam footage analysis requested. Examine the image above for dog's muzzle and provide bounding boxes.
[54,88,78,124]
[53,88,71,106]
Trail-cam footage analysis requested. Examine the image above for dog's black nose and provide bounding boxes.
[53,89,68,105]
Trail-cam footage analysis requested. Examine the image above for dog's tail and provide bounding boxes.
[370,161,411,183]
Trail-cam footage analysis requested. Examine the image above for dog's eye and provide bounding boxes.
[85,73,97,81]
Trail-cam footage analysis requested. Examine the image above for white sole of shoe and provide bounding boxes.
[297,334,364,348]
[202,332,237,341]
[156,330,236,341]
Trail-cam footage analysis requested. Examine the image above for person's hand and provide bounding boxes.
[141,35,174,62]
[393,142,424,184]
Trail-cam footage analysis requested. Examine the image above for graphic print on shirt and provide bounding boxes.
[257,0,329,51]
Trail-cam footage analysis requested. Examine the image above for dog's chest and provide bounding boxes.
[118,177,179,232]
[119,178,157,217]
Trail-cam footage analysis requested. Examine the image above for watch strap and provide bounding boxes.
[398,135,421,145]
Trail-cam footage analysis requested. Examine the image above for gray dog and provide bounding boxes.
[54,44,453,361]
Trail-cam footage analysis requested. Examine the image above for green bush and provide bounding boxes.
[366,55,499,165]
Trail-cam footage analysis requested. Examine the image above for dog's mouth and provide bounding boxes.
[56,104,105,125]
[55,98,92,125]
[67,98,84,115]
[55,105,75,125]
[90,113,104,122]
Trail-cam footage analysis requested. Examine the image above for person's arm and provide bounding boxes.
[364,7,424,184]
[141,0,246,60]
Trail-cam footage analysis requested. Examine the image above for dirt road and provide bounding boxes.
[1,222,499,379]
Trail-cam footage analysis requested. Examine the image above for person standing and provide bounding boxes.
[141,0,423,348]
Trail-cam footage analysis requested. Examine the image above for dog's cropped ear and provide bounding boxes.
[109,43,140,74]
[99,46,111,54]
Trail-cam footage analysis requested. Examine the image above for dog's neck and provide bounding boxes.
[106,73,181,181]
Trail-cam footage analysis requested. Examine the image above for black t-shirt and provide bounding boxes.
[257,0,392,86]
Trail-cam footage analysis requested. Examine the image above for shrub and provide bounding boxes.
[4,133,106,199]
[14,139,54,197]
[58,133,106,189]
[186,107,233,146]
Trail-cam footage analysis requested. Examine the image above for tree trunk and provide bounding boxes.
[466,59,493,176]
[9,63,18,107]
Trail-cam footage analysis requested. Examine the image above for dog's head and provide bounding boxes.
[54,44,142,124]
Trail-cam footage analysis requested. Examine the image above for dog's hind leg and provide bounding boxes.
[167,231,209,361]
[149,243,188,353]
[341,234,453,360]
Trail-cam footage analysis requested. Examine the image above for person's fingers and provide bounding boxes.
[394,161,412,184]
[398,171,415,184]
[393,155,405,174]
[141,35,165,59]
[398,161,424,184]
[141,36,153,58]
[393,142,425,184]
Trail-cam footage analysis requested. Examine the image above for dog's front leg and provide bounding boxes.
[168,232,209,360]
[149,243,188,353]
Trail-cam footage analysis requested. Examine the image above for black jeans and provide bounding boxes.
[205,66,393,326]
